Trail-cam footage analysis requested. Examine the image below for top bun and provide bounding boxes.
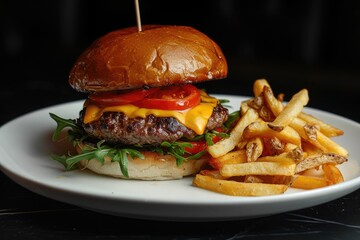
[69,25,228,92]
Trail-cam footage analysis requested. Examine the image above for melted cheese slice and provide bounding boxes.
[83,91,218,135]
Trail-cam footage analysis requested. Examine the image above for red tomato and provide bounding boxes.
[184,141,207,155]
[133,84,201,110]
[88,88,158,106]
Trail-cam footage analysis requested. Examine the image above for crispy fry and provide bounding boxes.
[243,121,301,146]
[208,149,247,169]
[208,108,259,158]
[295,153,348,173]
[322,164,344,184]
[193,174,288,196]
[253,79,271,97]
[291,175,331,189]
[246,137,263,162]
[298,112,344,137]
[240,100,251,116]
[257,154,296,165]
[268,89,309,131]
[289,117,326,150]
[316,130,349,157]
[220,161,296,177]
[263,85,284,116]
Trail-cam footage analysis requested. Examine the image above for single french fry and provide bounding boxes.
[262,85,284,116]
[298,112,344,137]
[295,153,348,173]
[291,117,348,156]
[322,164,344,184]
[291,175,331,189]
[220,161,296,177]
[289,117,326,151]
[208,149,247,169]
[246,137,263,162]
[257,154,296,165]
[193,174,288,196]
[253,79,271,97]
[240,100,251,116]
[316,130,349,157]
[208,108,259,158]
[268,89,309,131]
[243,121,301,146]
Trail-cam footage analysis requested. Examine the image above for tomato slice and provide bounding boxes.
[184,141,207,154]
[133,85,201,110]
[88,84,201,111]
[88,88,158,106]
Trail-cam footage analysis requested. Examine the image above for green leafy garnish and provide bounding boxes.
[49,112,84,141]
[49,113,145,178]
[219,99,231,108]
[49,113,220,178]
[51,141,144,178]
[224,110,240,129]
[157,141,206,166]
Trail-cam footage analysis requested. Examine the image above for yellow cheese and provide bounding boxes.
[83,91,218,135]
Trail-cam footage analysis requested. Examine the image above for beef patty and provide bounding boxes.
[80,104,229,145]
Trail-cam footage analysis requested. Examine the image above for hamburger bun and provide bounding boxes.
[76,143,208,180]
[69,25,227,92]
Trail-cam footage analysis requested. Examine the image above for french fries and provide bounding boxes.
[192,79,349,196]
[193,175,288,196]
[207,108,259,158]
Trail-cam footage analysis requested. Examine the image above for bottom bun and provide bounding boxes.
[76,144,208,180]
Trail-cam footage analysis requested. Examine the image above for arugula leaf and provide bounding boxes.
[49,113,84,141]
[51,140,144,178]
[219,99,231,108]
[224,110,240,129]
[49,113,145,178]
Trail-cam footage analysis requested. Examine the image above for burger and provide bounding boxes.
[50,25,231,180]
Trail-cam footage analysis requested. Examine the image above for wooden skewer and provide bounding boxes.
[134,0,142,32]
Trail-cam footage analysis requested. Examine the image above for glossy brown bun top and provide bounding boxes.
[69,25,228,92]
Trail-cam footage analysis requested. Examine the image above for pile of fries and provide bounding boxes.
[193,79,348,196]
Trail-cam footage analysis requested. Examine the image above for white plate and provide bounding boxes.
[1,95,360,221]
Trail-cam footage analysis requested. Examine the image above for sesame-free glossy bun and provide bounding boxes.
[76,144,209,180]
[69,25,228,92]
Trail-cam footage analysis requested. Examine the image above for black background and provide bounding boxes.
[1,0,360,124]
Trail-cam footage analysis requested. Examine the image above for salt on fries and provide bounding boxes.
[193,79,349,196]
